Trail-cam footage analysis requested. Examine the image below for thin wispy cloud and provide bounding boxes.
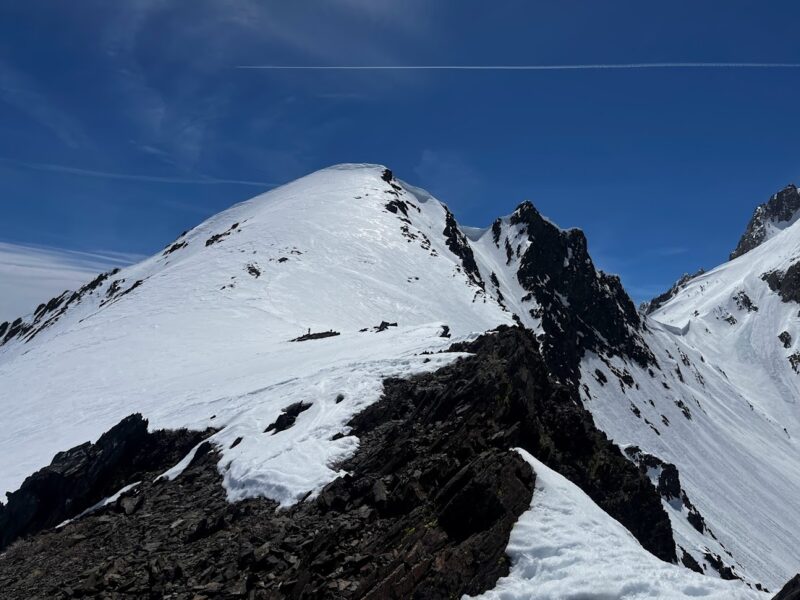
[0,60,87,148]
[0,158,276,188]
[0,241,143,322]
[237,62,800,71]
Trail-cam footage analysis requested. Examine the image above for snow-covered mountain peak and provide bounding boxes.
[510,199,579,234]
[0,163,520,507]
[3,167,800,596]
[730,183,800,260]
[0,164,508,351]
[0,162,660,515]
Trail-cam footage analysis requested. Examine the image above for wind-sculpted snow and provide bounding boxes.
[468,450,767,600]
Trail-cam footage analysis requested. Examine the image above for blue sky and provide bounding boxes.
[2,1,800,318]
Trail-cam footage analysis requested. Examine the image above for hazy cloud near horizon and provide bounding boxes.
[0,242,140,322]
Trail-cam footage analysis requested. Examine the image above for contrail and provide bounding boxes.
[237,62,800,71]
[0,158,276,188]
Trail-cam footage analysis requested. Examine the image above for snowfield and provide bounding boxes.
[577,215,800,588]
[0,165,511,505]
[2,163,800,594]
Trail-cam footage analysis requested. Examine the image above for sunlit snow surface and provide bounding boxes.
[467,449,766,600]
[0,165,510,504]
[581,218,800,588]
[2,163,799,592]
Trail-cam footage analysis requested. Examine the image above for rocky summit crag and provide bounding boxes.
[730,184,800,260]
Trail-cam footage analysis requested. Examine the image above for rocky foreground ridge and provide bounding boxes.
[0,327,673,599]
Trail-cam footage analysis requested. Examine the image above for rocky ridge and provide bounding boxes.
[731,184,800,260]
[0,327,675,599]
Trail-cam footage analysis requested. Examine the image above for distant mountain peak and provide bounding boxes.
[641,268,706,315]
[730,183,800,260]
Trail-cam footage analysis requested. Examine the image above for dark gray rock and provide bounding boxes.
[510,201,655,383]
[1,268,121,347]
[703,551,741,581]
[264,402,312,434]
[780,331,793,349]
[442,206,484,289]
[657,464,681,501]
[774,574,800,600]
[0,413,211,551]
[763,263,800,305]
[731,184,800,260]
[0,327,677,599]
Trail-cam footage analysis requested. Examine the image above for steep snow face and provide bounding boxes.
[653,214,800,429]
[578,216,800,589]
[0,164,512,502]
[470,450,767,600]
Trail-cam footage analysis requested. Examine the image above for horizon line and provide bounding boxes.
[237,62,800,71]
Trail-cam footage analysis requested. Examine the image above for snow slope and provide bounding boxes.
[2,163,799,594]
[0,164,511,504]
[653,216,800,428]
[469,449,766,600]
[578,217,800,589]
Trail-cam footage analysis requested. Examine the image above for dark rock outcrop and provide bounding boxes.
[774,574,800,600]
[731,184,800,260]
[763,263,800,305]
[0,414,211,551]
[624,445,709,538]
[374,321,397,332]
[264,402,313,434]
[289,330,340,342]
[1,268,121,347]
[0,327,676,598]
[780,331,793,349]
[491,218,502,247]
[442,206,484,288]
[625,447,683,500]
[163,240,187,256]
[733,290,758,312]
[206,223,240,247]
[382,327,675,563]
[789,352,800,374]
[703,551,741,581]
[681,548,704,574]
[510,201,656,382]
